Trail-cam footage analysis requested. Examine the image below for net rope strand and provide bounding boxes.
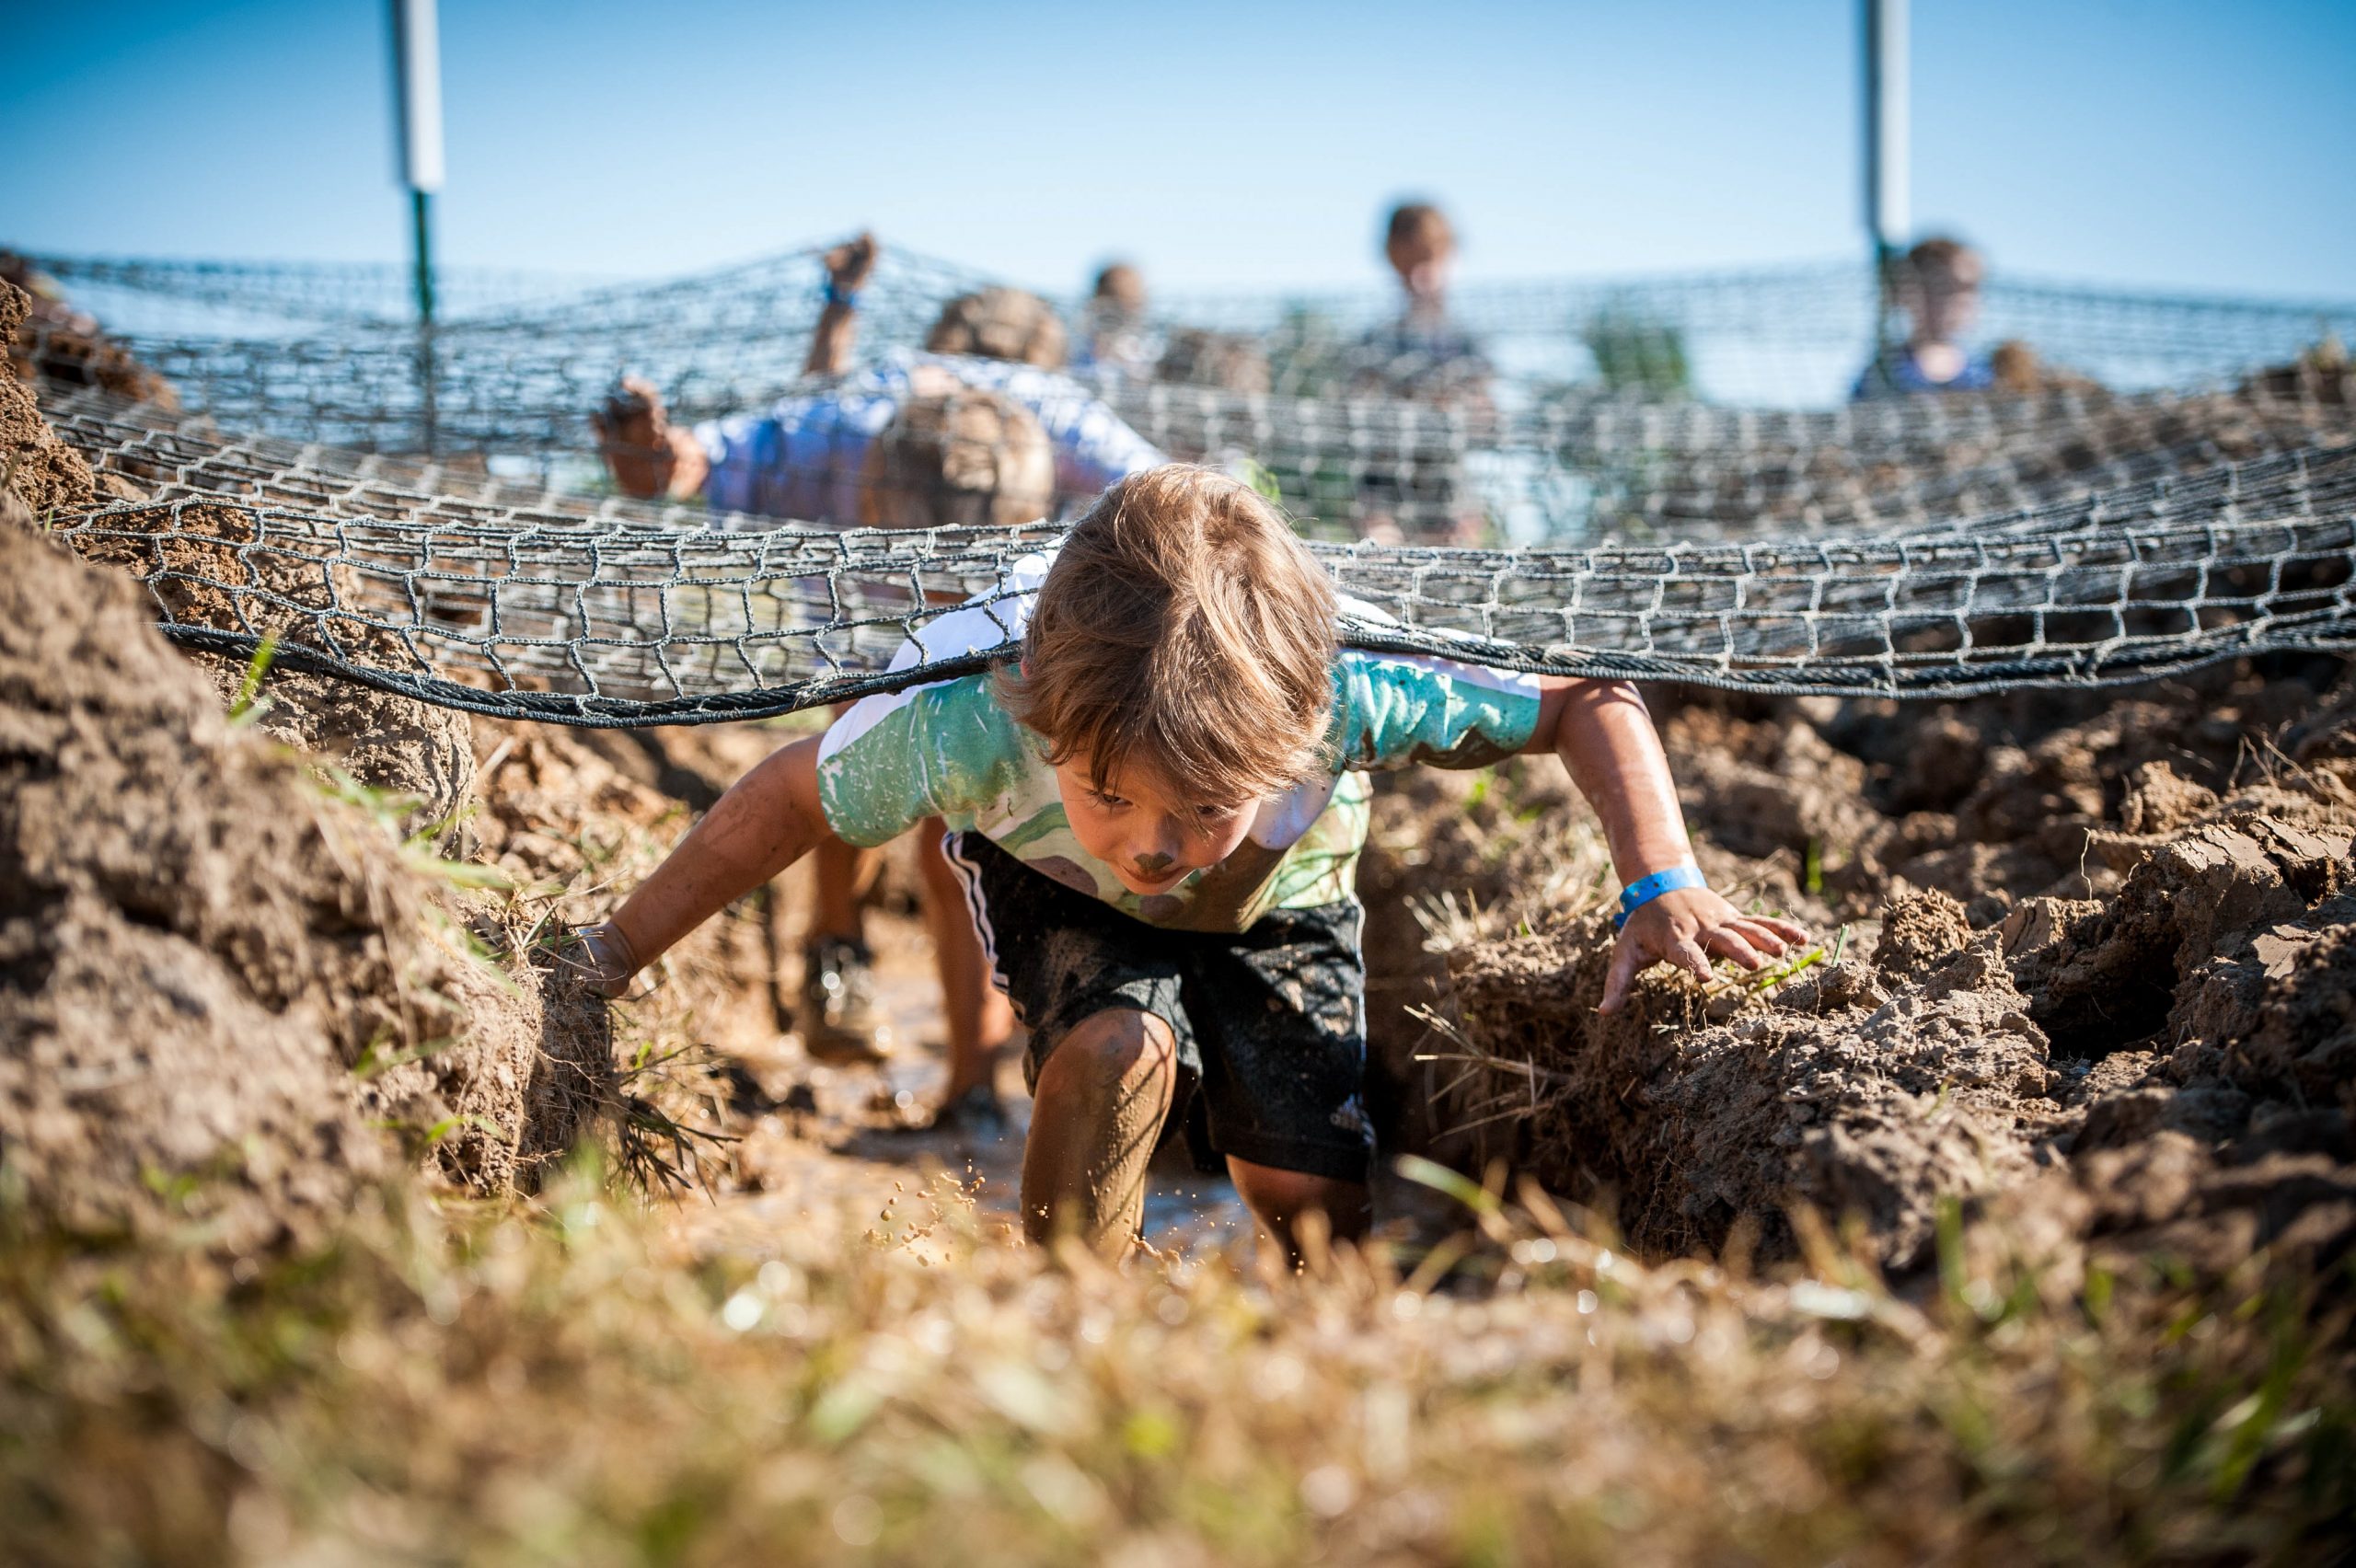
[39,374,2356,553]
[23,242,2353,547]
[45,438,2356,727]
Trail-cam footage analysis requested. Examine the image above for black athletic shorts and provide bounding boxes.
[943,829,1373,1183]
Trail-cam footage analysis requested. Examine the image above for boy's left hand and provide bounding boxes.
[1600,888,1808,1014]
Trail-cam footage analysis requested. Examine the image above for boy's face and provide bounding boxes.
[1386,225,1454,303]
[1052,755,1260,896]
[1905,255,1984,344]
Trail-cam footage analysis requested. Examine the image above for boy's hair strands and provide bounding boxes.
[999,467,1340,807]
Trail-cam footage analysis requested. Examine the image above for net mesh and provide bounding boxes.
[15,243,2356,727]
[40,385,2356,725]
[29,245,2356,401]
[21,243,2353,545]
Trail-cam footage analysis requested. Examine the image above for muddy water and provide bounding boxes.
[674,897,1256,1262]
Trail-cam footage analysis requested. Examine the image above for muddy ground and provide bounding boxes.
[10,262,2352,1297]
[1427,663,2356,1280]
[3,283,606,1248]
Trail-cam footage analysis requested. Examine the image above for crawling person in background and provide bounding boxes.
[1075,260,1156,381]
[1355,201,1493,408]
[572,467,1806,1258]
[597,234,1164,524]
[1075,261,1271,394]
[593,236,1167,1131]
[1853,236,1999,398]
[1345,201,1493,544]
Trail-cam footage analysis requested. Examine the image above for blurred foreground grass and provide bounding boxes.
[2,1159,2350,1568]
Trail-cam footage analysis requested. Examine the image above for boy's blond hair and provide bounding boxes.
[859,389,1054,529]
[1002,467,1337,805]
[925,286,1068,369]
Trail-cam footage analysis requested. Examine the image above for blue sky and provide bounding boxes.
[6,0,2352,300]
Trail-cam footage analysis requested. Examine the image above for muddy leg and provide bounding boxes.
[1227,1158,1370,1264]
[811,836,871,943]
[915,823,1013,1103]
[808,701,875,947]
[1022,1008,1177,1251]
[802,715,883,1060]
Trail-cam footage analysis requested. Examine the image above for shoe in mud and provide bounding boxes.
[911,1082,1008,1138]
[801,936,886,1065]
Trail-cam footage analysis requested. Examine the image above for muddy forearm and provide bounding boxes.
[599,409,709,502]
[607,735,833,972]
[1548,680,1694,884]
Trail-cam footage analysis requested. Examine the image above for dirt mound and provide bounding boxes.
[59,496,481,840]
[1,281,471,840]
[0,523,608,1251]
[224,665,477,846]
[2,256,178,409]
[1447,731,2356,1275]
[1660,664,2339,921]
[0,284,98,524]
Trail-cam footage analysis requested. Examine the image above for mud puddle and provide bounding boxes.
[672,897,1255,1262]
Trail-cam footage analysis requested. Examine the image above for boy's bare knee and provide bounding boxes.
[1227,1158,1370,1245]
[1039,1009,1178,1099]
[1022,1009,1178,1251]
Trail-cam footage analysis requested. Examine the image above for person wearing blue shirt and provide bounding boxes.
[1853,236,1999,399]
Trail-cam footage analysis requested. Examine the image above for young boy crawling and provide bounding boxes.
[574,467,1805,1252]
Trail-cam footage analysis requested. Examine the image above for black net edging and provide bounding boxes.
[48,441,2356,726]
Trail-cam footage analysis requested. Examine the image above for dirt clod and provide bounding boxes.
[0,490,605,1252]
[1434,663,2356,1276]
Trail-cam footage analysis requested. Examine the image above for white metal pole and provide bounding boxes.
[1864,0,1910,266]
[390,0,444,448]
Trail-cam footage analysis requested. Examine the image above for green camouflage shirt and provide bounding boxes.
[815,554,1542,934]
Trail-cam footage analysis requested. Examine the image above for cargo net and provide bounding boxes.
[22,245,2355,453]
[39,356,2356,554]
[40,385,2356,726]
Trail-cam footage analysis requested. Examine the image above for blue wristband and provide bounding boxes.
[822,278,860,310]
[1612,864,1708,930]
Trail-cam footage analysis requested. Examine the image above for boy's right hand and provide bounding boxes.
[823,231,880,294]
[593,375,687,499]
[568,921,640,1001]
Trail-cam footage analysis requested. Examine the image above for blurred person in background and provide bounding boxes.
[1076,262,1272,396]
[1352,201,1493,406]
[1076,260,1157,380]
[1853,236,1998,398]
[595,236,1166,1131]
[1349,201,1492,543]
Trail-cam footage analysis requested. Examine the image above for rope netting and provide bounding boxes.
[29,245,2356,404]
[41,391,2356,724]
[40,365,2356,553]
[15,243,2356,727]
[18,243,2350,549]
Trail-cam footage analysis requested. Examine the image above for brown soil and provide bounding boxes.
[1,256,179,410]
[61,496,479,841]
[4,279,473,843]
[1433,664,2356,1278]
[1,377,607,1253]
[0,284,98,522]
